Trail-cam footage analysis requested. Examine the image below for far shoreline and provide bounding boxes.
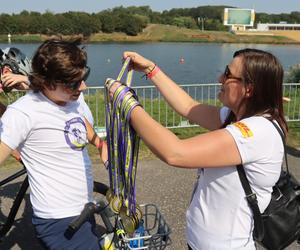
[1,24,300,45]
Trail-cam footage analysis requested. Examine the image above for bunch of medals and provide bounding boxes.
[104,58,143,234]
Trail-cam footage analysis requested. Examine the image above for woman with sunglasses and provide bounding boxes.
[0,39,107,249]
[109,49,287,249]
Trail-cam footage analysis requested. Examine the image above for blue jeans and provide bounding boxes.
[32,215,100,250]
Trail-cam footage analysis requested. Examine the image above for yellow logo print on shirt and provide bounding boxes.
[233,121,253,138]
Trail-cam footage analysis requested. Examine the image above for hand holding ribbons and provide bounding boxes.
[122,51,156,75]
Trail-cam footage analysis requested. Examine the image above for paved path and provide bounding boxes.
[1,155,300,250]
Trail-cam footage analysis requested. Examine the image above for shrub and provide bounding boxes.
[285,64,300,83]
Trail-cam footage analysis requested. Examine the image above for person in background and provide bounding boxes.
[0,48,32,160]
[0,47,32,116]
[108,49,287,250]
[0,39,107,249]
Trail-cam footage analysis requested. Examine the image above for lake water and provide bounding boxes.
[1,42,300,86]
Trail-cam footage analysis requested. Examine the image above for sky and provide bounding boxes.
[0,0,299,15]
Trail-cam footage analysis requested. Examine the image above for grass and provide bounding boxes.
[0,34,43,43]
[287,122,300,149]
[90,24,298,44]
[1,24,298,44]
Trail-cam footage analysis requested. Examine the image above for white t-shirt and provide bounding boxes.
[0,91,94,219]
[186,107,283,250]
[77,92,94,126]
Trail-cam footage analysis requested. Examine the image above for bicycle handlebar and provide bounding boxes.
[68,202,96,233]
[68,197,114,235]
[94,198,114,233]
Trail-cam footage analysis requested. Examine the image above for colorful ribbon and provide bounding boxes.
[104,59,141,223]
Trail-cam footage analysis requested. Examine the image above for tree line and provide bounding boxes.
[0,5,299,36]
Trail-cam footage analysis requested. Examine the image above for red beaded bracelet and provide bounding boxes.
[146,65,160,79]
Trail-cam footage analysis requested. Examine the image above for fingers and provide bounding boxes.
[1,74,30,90]
[1,76,15,87]
[123,51,136,60]
[11,150,21,162]
[123,51,138,71]
[108,81,122,98]
[123,51,154,73]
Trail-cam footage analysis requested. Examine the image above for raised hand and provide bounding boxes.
[1,73,30,91]
[123,51,155,74]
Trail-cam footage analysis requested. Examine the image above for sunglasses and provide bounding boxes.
[223,65,242,82]
[62,66,90,90]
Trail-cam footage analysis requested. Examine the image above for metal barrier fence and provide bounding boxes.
[1,83,300,128]
[84,83,300,128]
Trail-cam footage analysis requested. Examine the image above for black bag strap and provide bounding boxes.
[269,120,289,173]
[237,165,264,241]
[236,119,287,241]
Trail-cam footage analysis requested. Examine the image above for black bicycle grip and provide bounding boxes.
[95,198,114,233]
[68,202,95,233]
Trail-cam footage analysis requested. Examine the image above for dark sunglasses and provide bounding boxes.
[63,66,90,90]
[223,65,242,82]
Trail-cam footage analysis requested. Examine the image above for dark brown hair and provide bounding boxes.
[223,48,288,135]
[29,39,87,92]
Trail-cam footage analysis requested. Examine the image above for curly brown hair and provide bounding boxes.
[29,39,87,92]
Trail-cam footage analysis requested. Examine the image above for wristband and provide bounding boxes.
[146,65,160,79]
[96,140,104,149]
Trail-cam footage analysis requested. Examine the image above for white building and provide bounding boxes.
[257,23,300,31]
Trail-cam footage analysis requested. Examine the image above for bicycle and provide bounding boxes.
[0,162,172,250]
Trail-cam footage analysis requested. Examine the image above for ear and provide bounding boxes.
[245,84,253,98]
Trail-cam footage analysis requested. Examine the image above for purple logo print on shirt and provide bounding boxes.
[64,117,87,151]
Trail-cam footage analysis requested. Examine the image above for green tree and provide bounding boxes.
[149,11,162,23]
[0,14,18,33]
[126,6,152,16]
[290,12,300,22]
[117,14,145,35]
[98,11,116,33]
[255,13,272,25]
[172,16,197,29]
[285,65,300,83]
[204,18,225,31]
[63,12,100,36]
[42,11,57,35]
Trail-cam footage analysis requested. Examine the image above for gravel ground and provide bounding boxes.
[1,155,300,250]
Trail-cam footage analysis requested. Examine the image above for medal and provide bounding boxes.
[119,205,138,233]
[120,213,136,234]
[110,195,122,214]
[135,204,143,221]
[106,188,114,203]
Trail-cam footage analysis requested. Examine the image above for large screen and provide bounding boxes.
[223,8,255,26]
